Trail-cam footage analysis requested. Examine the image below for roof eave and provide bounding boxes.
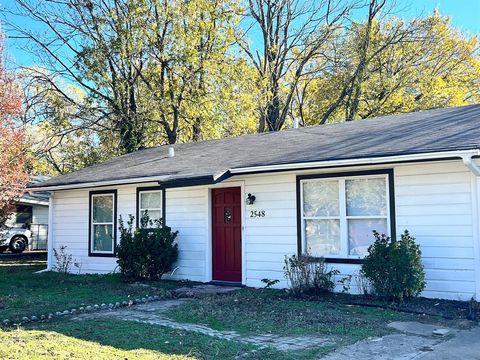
[158,171,231,189]
[27,149,480,192]
[17,198,50,206]
[229,149,480,175]
[26,175,167,192]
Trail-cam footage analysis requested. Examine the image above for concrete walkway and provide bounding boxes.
[416,326,480,360]
[323,321,480,360]
[322,333,441,360]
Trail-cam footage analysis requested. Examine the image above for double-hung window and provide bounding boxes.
[89,190,117,256]
[137,188,164,228]
[299,171,393,260]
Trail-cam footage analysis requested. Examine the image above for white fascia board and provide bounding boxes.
[27,176,166,192]
[17,198,50,206]
[230,150,480,175]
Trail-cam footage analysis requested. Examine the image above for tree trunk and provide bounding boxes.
[192,116,202,141]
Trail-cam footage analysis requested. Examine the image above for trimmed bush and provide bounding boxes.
[116,214,178,281]
[284,254,339,295]
[361,230,426,302]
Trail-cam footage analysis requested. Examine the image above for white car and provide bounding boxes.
[0,225,32,253]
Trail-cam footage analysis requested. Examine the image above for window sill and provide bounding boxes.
[88,253,117,258]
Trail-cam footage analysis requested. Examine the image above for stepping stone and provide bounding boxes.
[174,284,241,298]
[388,321,453,337]
[432,328,451,337]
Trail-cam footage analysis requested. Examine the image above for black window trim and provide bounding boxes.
[296,169,396,264]
[88,189,117,257]
[136,186,166,228]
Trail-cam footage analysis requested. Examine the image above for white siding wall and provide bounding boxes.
[395,162,477,300]
[49,187,118,273]
[239,161,479,300]
[32,205,49,224]
[50,160,480,300]
[52,183,209,279]
[242,174,297,288]
[31,205,49,250]
[165,187,208,282]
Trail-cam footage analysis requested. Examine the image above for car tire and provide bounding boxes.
[9,236,27,253]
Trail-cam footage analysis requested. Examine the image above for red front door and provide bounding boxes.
[212,187,242,282]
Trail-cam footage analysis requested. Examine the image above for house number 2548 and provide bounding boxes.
[250,210,266,218]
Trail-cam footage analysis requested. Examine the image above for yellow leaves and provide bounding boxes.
[302,9,480,124]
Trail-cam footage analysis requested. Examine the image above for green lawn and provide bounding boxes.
[1,256,474,360]
[1,316,336,360]
[1,319,265,360]
[164,288,461,339]
[0,255,190,322]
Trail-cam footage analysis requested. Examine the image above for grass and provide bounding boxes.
[0,255,191,322]
[164,288,461,339]
[0,317,339,360]
[1,318,266,360]
[1,256,475,359]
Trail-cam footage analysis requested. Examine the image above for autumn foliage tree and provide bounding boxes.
[0,33,29,228]
[295,10,480,125]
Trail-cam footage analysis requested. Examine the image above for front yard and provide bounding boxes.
[0,256,476,359]
[0,255,186,322]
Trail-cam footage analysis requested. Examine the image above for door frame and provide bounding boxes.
[206,181,246,285]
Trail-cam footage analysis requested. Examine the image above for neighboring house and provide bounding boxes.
[7,176,50,250]
[29,105,480,301]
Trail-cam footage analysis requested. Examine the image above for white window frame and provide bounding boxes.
[300,173,391,260]
[90,193,116,255]
[138,189,163,227]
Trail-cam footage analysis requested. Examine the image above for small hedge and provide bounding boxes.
[116,214,178,281]
[284,254,339,295]
[361,230,426,302]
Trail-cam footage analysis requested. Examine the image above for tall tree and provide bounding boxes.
[6,0,257,155]
[318,0,408,123]
[7,0,150,154]
[304,10,480,125]
[239,0,353,132]
[139,0,256,144]
[0,33,29,228]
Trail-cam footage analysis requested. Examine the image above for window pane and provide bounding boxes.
[305,219,340,256]
[140,192,162,209]
[346,178,387,216]
[348,219,388,256]
[93,224,113,252]
[303,181,339,217]
[93,195,113,223]
[15,205,33,224]
[140,210,162,223]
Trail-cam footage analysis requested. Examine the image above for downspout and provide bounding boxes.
[462,153,480,300]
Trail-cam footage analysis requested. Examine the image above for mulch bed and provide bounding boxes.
[298,292,478,320]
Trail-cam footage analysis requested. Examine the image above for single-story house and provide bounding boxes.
[7,176,50,250]
[29,104,480,300]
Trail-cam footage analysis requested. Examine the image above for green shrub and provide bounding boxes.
[283,254,339,295]
[361,230,426,302]
[116,214,179,281]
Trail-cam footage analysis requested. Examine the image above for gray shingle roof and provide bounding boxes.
[31,104,480,189]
